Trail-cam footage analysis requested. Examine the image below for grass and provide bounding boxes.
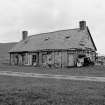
[1,63,105,77]
[0,63,105,104]
[0,75,105,104]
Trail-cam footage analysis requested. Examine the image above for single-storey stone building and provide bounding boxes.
[9,21,97,67]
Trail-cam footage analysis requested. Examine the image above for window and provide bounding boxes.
[32,55,37,63]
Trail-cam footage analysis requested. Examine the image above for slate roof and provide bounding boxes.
[9,27,97,52]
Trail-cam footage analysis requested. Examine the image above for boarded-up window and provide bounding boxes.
[47,54,52,64]
[42,54,47,65]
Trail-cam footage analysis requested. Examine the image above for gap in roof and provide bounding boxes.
[65,36,70,39]
[44,37,50,41]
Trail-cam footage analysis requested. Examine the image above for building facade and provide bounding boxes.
[9,21,97,67]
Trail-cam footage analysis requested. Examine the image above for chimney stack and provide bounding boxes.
[79,21,86,30]
[22,31,28,40]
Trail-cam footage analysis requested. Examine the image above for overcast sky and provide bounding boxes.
[0,0,105,54]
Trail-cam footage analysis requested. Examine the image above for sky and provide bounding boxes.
[0,0,105,54]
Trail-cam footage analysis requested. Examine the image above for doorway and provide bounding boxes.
[32,55,37,66]
[68,54,75,67]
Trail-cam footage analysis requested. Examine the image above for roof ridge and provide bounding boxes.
[29,28,80,38]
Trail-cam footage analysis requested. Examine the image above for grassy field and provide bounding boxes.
[1,63,105,77]
[0,43,16,59]
[0,75,105,105]
[0,63,105,104]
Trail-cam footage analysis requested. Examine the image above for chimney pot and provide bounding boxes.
[22,31,28,40]
[79,21,86,30]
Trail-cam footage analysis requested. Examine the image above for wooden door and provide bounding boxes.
[68,54,74,66]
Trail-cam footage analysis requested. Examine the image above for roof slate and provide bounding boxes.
[9,27,96,52]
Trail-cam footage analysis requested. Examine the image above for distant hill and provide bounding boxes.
[0,42,17,61]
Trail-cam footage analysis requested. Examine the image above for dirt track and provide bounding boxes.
[0,71,105,82]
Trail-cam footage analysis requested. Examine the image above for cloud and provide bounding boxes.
[20,0,72,32]
[0,0,105,54]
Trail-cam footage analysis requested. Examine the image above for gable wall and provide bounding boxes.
[79,30,95,50]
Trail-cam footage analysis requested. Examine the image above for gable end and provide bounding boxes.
[87,27,97,51]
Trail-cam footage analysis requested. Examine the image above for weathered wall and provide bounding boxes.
[10,54,15,65]
[68,53,75,66]
[54,52,62,67]
[41,52,47,66]
[61,51,68,67]
[28,53,32,65]
[47,52,54,66]
[10,50,96,67]
[10,51,75,67]
[39,51,66,67]
[24,53,39,66]
[18,54,22,65]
